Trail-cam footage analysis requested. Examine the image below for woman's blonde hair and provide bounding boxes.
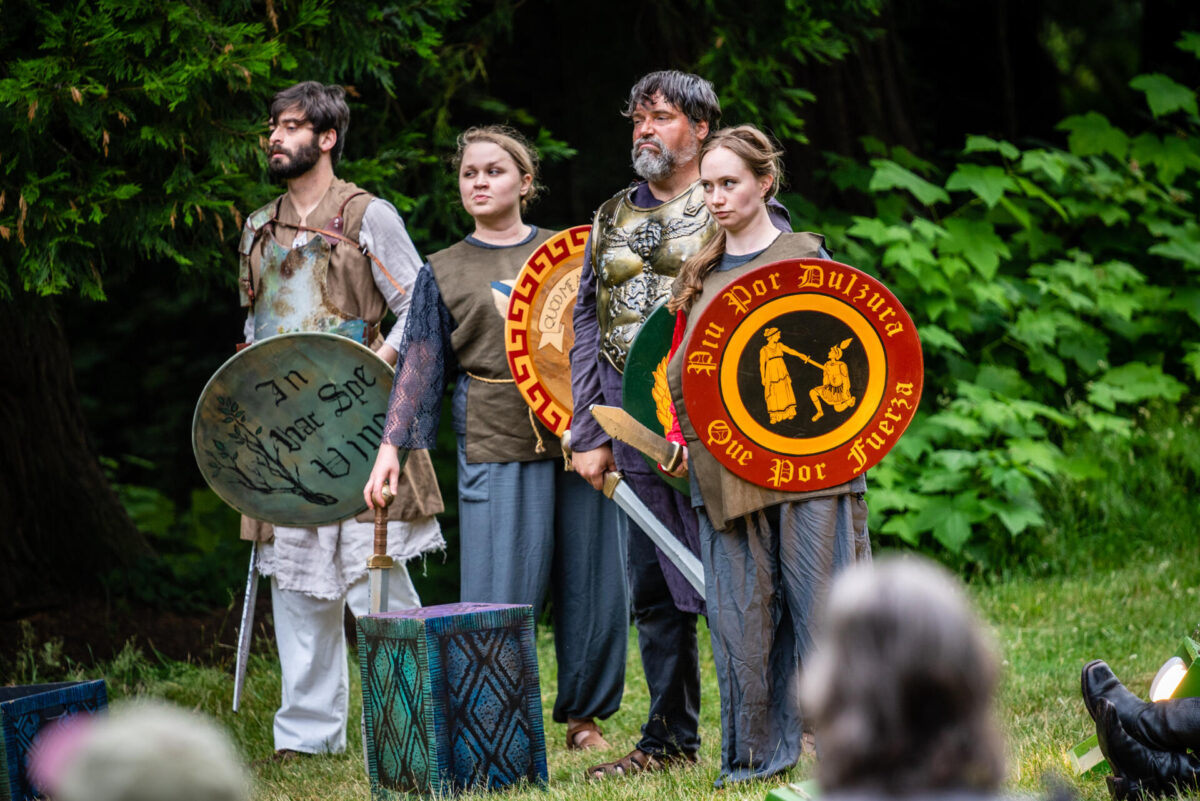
[453,125,542,212]
[667,124,783,314]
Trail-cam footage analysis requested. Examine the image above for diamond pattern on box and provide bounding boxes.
[362,635,429,792]
[357,603,546,797]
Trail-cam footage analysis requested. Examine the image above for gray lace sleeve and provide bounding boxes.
[381,263,457,448]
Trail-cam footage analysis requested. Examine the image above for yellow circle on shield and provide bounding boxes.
[719,294,887,456]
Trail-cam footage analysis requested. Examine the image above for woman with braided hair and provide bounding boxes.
[663,124,871,785]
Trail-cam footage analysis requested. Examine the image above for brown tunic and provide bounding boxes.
[428,231,559,464]
[667,233,866,530]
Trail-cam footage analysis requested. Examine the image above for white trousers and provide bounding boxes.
[270,563,420,753]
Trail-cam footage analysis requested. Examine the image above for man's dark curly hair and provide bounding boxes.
[269,82,351,165]
[622,70,721,128]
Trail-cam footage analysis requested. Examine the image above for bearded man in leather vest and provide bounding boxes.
[237,82,443,760]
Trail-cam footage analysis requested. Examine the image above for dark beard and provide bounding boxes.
[268,136,321,181]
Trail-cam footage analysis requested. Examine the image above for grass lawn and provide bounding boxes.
[74,534,1199,801]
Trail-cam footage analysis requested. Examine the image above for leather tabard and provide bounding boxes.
[429,232,559,464]
[239,178,384,347]
[235,179,442,536]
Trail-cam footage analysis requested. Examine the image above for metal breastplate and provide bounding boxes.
[252,232,370,344]
[593,183,717,372]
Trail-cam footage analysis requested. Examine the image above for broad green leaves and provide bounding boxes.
[868,159,949,206]
[939,218,1009,278]
[788,39,1200,567]
[945,164,1016,208]
[1057,112,1129,160]
[964,135,1020,161]
[1088,363,1187,411]
[1129,74,1198,119]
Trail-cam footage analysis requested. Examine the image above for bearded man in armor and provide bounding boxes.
[570,71,792,778]
[236,82,443,761]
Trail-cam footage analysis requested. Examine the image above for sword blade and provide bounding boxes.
[368,567,390,615]
[603,472,705,595]
[232,541,258,712]
[591,404,683,472]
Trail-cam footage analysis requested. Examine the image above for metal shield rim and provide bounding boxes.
[191,332,393,526]
[503,224,590,437]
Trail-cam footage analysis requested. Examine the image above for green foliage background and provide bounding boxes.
[1,0,1197,607]
[786,41,1200,569]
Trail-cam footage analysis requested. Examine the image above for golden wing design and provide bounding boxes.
[660,216,708,241]
[652,356,673,435]
[602,226,630,249]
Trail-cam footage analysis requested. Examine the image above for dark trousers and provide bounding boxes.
[625,482,702,757]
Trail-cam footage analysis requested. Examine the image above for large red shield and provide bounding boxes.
[681,258,923,491]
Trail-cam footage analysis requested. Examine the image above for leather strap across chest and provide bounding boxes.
[244,192,406,305]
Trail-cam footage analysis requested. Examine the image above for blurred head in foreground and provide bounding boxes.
[801,557,1005,796]
[49,701,250,801]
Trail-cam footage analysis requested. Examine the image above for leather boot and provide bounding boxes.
[1094,697,1200,799]
[1083,659,1200,752]
[1106,775,1169,801]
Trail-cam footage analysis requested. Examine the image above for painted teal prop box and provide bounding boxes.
[357,603,547,797]
[1,680,107,801]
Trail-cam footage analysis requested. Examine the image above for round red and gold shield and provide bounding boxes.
[505,225,589,436]
[681,258,923,491]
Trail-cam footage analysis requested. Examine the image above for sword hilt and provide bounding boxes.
[371,486,395,567]
[662,443,684,474]
[601,471,623,500]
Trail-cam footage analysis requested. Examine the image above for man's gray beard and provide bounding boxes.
[633,148,673,182]
[631,135,699,183]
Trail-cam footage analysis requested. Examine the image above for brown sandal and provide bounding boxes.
[566,718,610,751]
[586,748,697,779]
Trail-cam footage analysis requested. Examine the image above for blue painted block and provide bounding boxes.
[0,680,107,801]
[357,603,547,797]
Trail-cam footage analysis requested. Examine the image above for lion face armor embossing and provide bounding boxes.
[592,183,717,372]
